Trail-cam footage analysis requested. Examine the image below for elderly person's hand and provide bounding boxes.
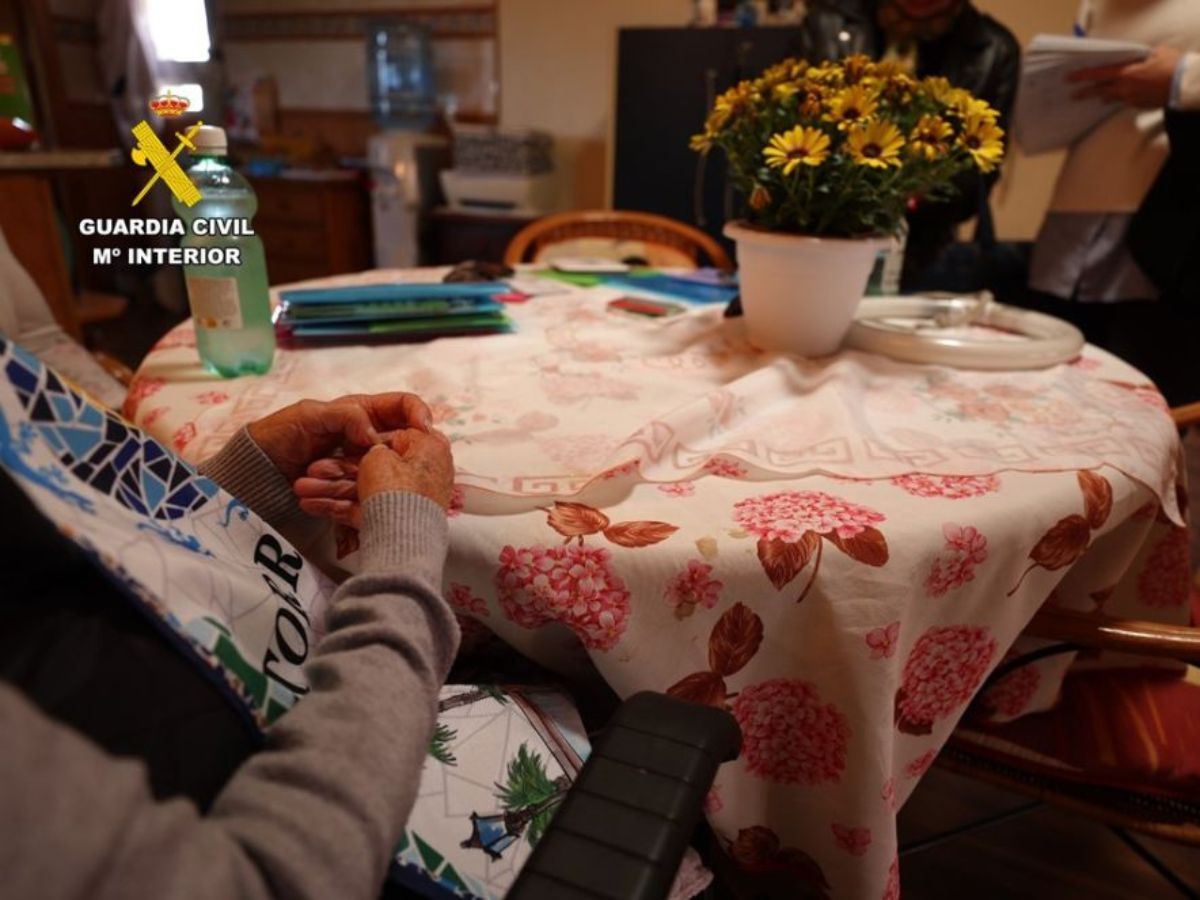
[292,429,454,528]
[1069,45,1183,110]
[246,393,433,483]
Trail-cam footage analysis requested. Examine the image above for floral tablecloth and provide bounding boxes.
[129,270,1190,900]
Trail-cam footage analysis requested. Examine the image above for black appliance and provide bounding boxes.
[613,27,808,250]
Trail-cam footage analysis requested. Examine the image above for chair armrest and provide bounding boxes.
[508,692,741,900]
[1172,402,1200,429]
[1026,606,1200,665]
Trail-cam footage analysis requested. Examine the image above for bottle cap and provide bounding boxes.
[192,125,227,155]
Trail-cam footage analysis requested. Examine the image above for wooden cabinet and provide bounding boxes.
[246,174,371,285]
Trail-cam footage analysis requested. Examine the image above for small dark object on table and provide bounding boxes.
[444,260,515,283]
[724,295,742,318]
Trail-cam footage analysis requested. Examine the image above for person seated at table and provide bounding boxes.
[1,367,460,900]
[799,0,1020,289]
[1021,0,1200,407]
[0,224,128,409]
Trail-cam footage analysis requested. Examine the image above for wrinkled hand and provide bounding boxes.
[246,393,433,483]
[1069,45,1183,110]
[294,428,454,528]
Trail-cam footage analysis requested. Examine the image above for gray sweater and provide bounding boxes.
[1,429,459,900]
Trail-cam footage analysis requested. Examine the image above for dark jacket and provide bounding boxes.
[800,1,1021,286]
[1128,109,1200,304]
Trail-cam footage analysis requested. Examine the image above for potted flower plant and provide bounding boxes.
[691,55,1004,356]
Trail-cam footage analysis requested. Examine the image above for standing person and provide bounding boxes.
[1026,0,1200,406]
[800,0,1020,287]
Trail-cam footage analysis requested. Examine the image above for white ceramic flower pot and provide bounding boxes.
[725,221,891,357]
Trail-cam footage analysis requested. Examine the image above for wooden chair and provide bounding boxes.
[503,209,734,272]
[930,403,1200,897]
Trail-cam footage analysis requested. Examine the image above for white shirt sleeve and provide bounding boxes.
[1174,52,1200,111]
[0,226,127,409]
[0,225,59,342]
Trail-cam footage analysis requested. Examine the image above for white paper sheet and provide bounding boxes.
[1014,34,1149,155]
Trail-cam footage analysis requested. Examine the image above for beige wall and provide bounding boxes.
[974,0,1078,239]
[499,0,1081,238]
[498,0,692,209]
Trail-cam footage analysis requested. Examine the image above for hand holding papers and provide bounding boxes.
[1014,34,1149,154]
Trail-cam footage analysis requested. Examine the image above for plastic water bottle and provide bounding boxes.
[172,125,274,377]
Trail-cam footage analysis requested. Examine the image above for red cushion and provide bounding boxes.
[954,668,1200,803]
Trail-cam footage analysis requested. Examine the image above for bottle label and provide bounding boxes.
[187,276,243,330]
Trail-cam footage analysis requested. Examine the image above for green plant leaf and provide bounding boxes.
[495,744,557,812]
[427,722,457,766]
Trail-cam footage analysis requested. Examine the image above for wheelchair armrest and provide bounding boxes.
[508,692,741,900]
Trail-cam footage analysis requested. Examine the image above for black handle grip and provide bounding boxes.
[508,692,741,900]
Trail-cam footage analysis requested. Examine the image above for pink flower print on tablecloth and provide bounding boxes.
[866,621,900,660]
[600,459,639,480]
[831,823,872,856]
[925,524,988,597]
[881,777,897,812]
[659,482,696,498]
[141,406,168,429]
[883,856,900,900]
[540,367,639,405]
[495,543,630,650]
[891,473,1000,499]
[447,582,489,618]
[122,375,165,420]
[904,749,937,779]
[980,654,1040,719]
[895,625,997,734]
[958,397,1010,423]
[539,434,619,472]
[172,422,197,452]
[448,584,491,653]
[703,786,723,815]
[734,490,889,599]
[664,559,723,618]
[195,390,229,406]
[704,456,748,479]
[731,678,850,785]
[734,490,885,543]
[984,384,1038,402]
[1138,526,1191,608]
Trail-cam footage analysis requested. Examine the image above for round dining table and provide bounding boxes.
[127,267,1190,899]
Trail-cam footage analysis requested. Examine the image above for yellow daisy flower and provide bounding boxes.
[950,91,1000,122]
[690,131,714,153]
[773,81,801,102]
[875,58,914,79]
[959,113,1005,173]
[842,54,875,85]
[807,63,843,86]
[709,83,758,131]
[846,119,905,169]
[909,114,953,160]
[825,84,880,129]
[923,76,955,105]
[763,125,832,175]
[798,91,825,120]
[881,73,916,106]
